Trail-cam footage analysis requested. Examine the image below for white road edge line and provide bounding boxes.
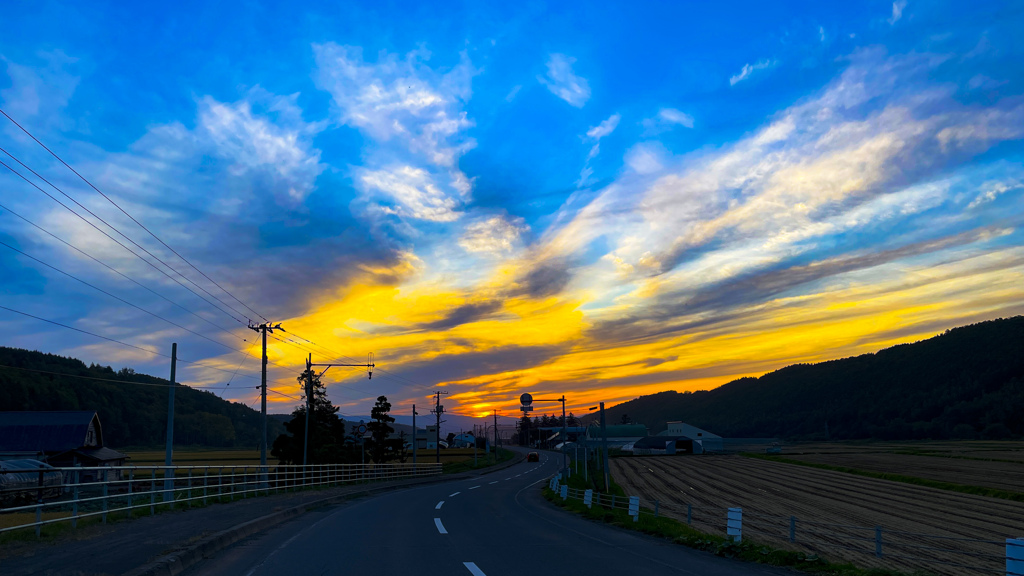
[436,501,444,509]
[463,561,486,576]
[449,491,461,497]
[434,518,448,534]
[469,485,480,490]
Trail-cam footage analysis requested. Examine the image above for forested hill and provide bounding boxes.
[0,347,285,448]
[586,317,1024,441]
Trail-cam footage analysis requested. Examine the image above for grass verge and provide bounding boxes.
[745,453,1024,503]
[541,484,929,576]
[442,448,515,474]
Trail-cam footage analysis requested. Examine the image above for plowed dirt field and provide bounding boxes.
[784,452,1024,492]
[611,455,1023,575]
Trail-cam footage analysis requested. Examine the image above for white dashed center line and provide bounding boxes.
[488,481,499,485]
[504,477,511,480]
[463,561,486,576]
[449,491,461,497]
[434,518,448,534]
[469,485,480,490]
[435,501,444,509]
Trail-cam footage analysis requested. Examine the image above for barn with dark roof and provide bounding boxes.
[0,411,127,480]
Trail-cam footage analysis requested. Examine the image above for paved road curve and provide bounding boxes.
[186,450,791,576]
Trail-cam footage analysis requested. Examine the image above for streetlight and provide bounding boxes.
[589,403,609,492]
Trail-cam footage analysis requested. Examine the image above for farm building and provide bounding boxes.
[0,411,128,481]
[584,424,648,449]
[652,421,781,454]
[632,435,697,455]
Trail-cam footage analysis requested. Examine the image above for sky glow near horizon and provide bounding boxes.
[1,1,1023,419]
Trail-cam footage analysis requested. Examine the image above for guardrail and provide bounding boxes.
[548,475,1016,576]
[1,462,442,538]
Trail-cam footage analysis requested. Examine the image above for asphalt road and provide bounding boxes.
[186,450,792,576]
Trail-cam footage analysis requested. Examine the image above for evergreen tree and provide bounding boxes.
[366,395,396,463]
[271,368,347,464]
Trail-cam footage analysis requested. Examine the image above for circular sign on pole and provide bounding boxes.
[357,424,367,434]
[520,393,533,406]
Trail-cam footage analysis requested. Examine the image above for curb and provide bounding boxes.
[124,450,526,576]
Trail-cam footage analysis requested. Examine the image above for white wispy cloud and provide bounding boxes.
[577,113,620,186]
[0,50,80,124]
[889,0,908,25]
[642,108,694,135]
[458,215,529,256]
[539,53,591,108]
[359,165,461,222]
[729,59,776,86]
[314,43,479,222]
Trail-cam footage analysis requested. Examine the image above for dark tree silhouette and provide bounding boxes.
[366,396,396,463]
[271,368,347,464]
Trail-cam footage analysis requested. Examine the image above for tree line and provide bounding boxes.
[589,317,1024,441]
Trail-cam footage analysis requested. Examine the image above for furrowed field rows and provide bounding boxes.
[610,455,1024,575]
[784,452,1024,492]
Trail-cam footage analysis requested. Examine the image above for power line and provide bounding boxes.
[0,156,247,324]
[0,200,248,346]
[0,108,268,323]
[0,238,248,355]
[0,304,261,379]
[0,364,244,390]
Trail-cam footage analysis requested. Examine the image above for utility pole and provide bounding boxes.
[248,322,283,474]
[433,391,447,464]
[303,354,312,474]
[412,405,418,465]
[600,401,609,492]
[560,396,567,473]
[163,343,177,502]
[493,410,498,459]
[305,354,374,470]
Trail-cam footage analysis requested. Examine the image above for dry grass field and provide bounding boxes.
[611,455,1023,575]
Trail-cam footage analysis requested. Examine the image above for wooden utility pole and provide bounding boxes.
[163,343,177,502]
[248,322,282,473]
[433,391,447,463]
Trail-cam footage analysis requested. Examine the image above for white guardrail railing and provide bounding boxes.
[548,474,1021,576]
[0,462,442,537]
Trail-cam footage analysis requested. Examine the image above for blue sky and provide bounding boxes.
[2,1,1024,417]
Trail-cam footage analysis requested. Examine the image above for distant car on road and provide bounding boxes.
[527,452,539,462]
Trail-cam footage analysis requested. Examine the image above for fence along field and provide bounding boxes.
[610,455,1023,575]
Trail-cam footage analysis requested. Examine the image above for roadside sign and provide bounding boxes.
[520,405,533,412]
[357,424,367,434]
[520,393,533,406]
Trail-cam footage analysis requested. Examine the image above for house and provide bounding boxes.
[658,421,724,453]
[0,411,128,481]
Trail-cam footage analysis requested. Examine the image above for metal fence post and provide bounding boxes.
[230,469,235,501]
[150,475,155,516]
[127,469,134,519]
[72,468,80,529]
[187,470,192,507]
[790,516,797,543]
[102,469,109,524]
[35,465,43,538]
[203,468,208,506]
[875,526,883,558]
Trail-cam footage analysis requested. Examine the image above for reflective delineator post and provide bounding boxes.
[727,508,743,542]
[1007,538,1024,576]
[629,496,640,522]
[584,489,593,509]
[560,485,568,500]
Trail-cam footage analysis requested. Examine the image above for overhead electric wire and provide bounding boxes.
[0,364,242,390]
[0,108,268,323]
[0,156,247,324]
[0,200,248,346]
[0,304,261,379]
[0,238,252,355]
